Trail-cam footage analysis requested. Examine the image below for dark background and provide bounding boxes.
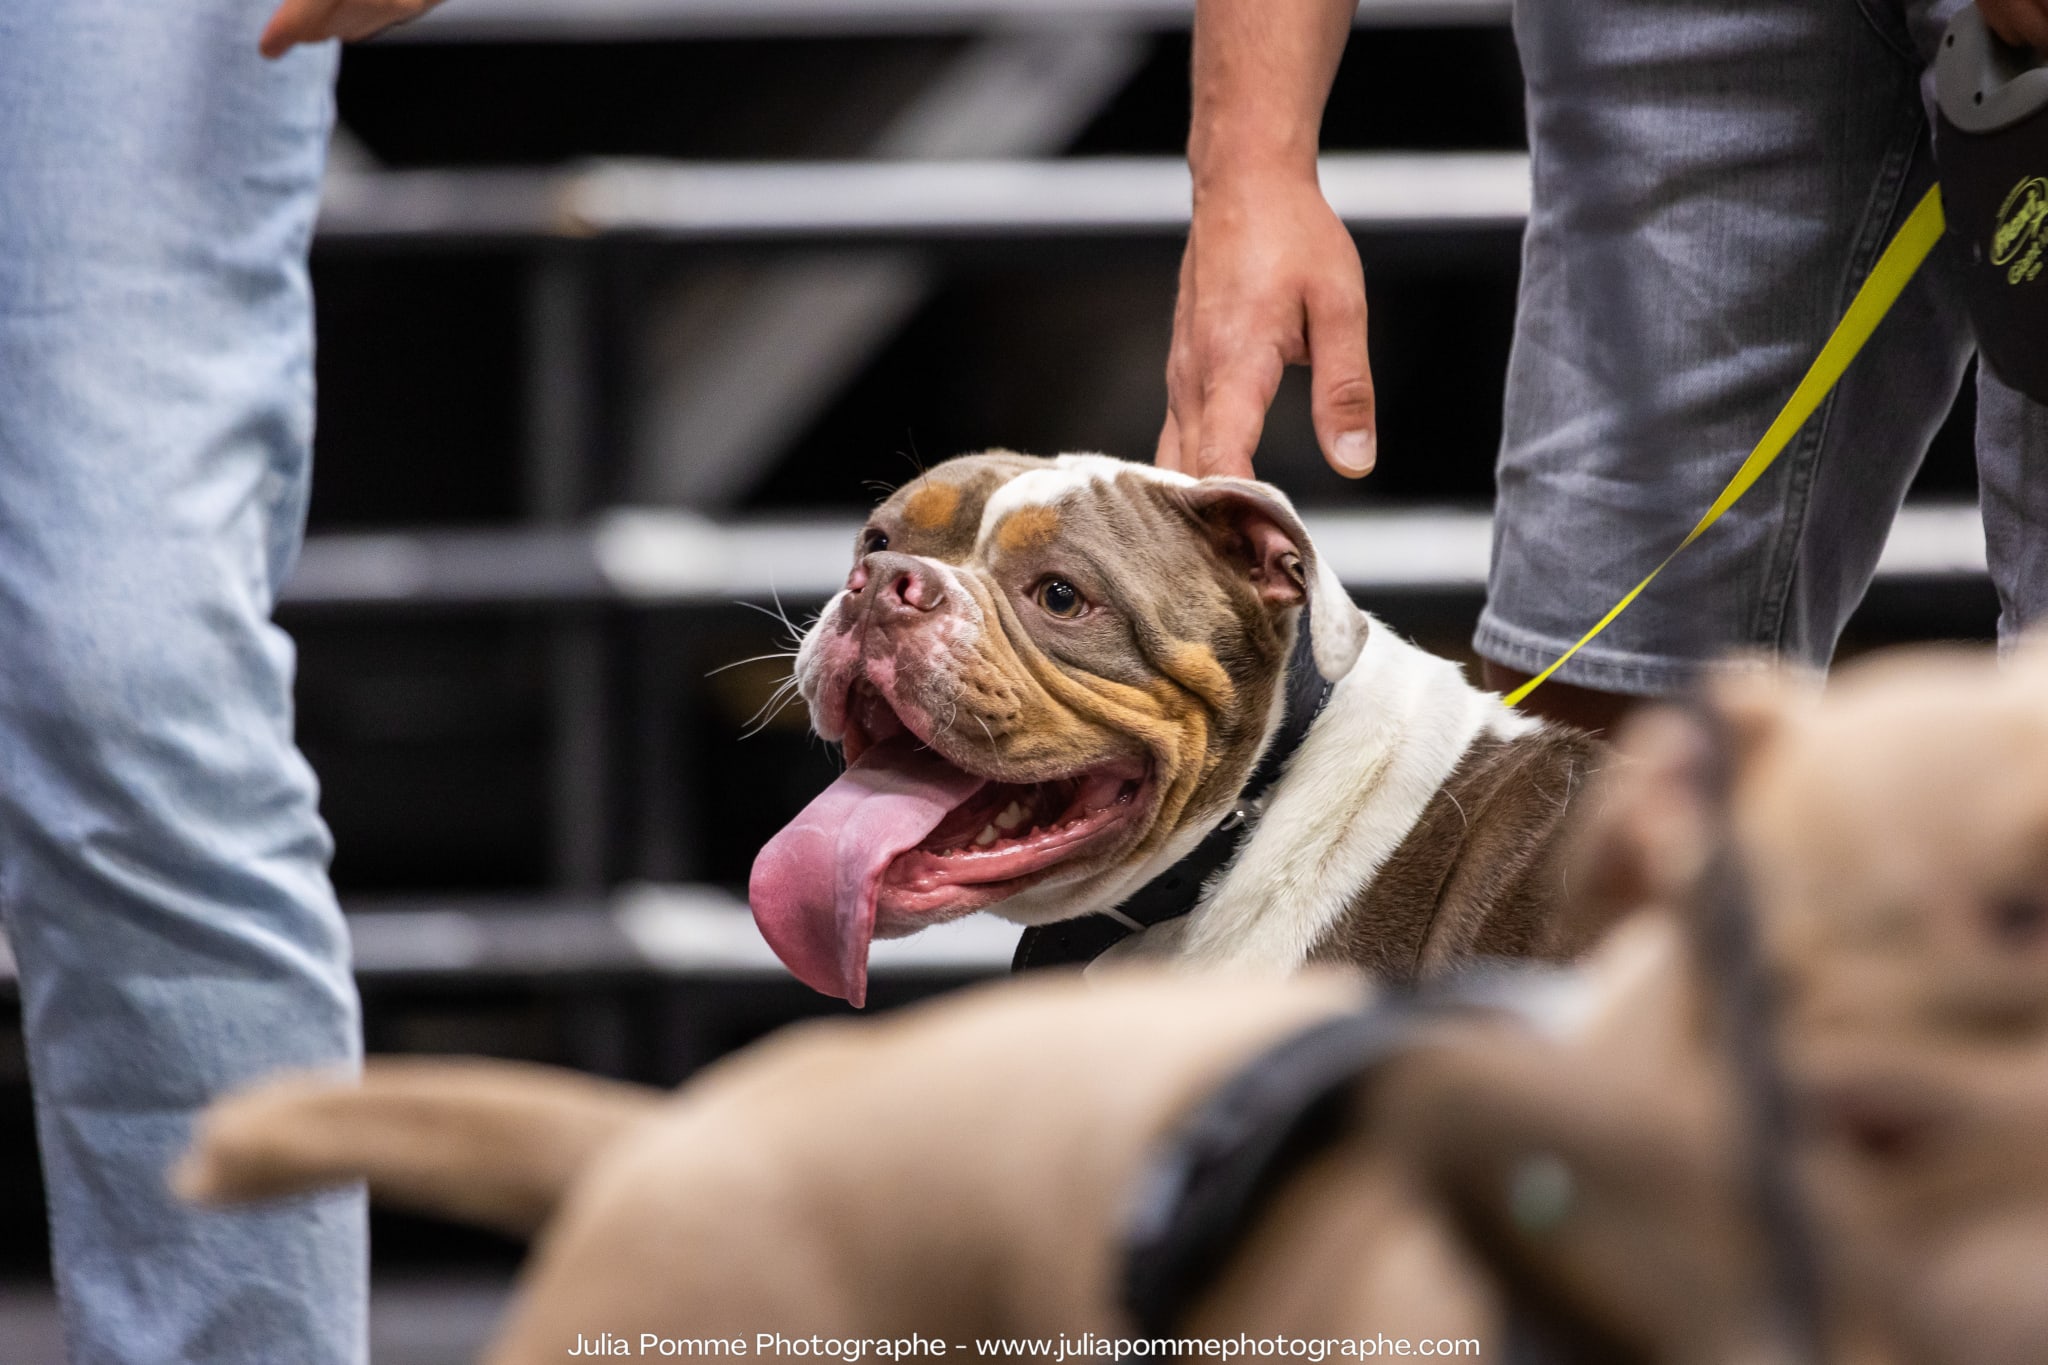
[0,8,1996,1347]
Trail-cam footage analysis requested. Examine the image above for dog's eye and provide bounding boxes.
[860,528,889,556]
[1035,577,1086,619]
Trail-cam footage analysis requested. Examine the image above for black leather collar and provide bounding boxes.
[1011,616,1334,971]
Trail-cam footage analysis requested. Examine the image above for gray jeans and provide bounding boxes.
[1476,0,2048,694]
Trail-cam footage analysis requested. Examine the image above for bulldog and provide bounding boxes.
[172,947,1793,1365]
[747,451,1604,1005]
[177,644,2048,1365]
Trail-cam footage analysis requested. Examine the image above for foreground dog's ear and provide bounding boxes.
[1704,662,1817,771]
[1174,479,1365,682]
[1562,706,1724,944]
[1564,669,1814,942]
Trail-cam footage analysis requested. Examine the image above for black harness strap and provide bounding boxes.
[1685,703,1827,1365]
[1117,903,1818,1365]
[1122,993,1445,1339]
[1012,617,1333,971]
[1120,973,1598,1361]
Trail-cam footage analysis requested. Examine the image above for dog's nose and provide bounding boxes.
[862,552,946,616]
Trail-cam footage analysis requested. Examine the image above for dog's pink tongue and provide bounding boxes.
[749,739,984,1008]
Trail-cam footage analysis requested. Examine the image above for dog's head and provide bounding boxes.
[1731,648,2048,1365]
[748,451,1365,1004]
[1383,646,2048,1364]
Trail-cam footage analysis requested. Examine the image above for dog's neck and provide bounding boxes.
[1014,609,1538,972]
[1109,614,1539,971]
[1009,612,1334,970]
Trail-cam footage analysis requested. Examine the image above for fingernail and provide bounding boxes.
[1334,431,1375,476]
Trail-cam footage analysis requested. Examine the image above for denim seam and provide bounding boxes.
[0,779,23,958]
[1978,388,2048,645]
[1851,0,1921,66]
[0,793,80,1349]
[1754,104,1926,655]
[1472,610,1776,696]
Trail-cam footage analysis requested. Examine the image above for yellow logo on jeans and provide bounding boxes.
[1992,176,2048,284]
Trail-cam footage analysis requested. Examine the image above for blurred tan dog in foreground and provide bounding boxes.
[176,647,2048,1365]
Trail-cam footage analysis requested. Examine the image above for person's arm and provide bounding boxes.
[1981,0,2048,52]
[1160,0,1372,481]
[259,0,446,58]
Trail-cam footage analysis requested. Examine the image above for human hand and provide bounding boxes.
[1158,171,1374,481]
[1981,0,2048,52]
[260,0,445,58]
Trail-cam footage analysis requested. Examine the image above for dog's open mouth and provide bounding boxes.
[881,767,1144,904]
[749,680,1150,1008]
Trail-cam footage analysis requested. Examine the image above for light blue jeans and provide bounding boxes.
[1477,0,2048,692]
[0,4,366,1362]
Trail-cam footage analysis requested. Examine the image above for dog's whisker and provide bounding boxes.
[738,676,804,738]
[739,690,805,742]
[705,652,800,679]
[767,584,804,642]
[734,598,806,640]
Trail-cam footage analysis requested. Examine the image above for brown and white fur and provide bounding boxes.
[749,451,1602,1003]
[181,643,2048,1365]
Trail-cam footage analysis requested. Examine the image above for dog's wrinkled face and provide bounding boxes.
[748,451,1363,1004]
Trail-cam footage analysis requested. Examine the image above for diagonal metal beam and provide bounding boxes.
[625,27,1150,509]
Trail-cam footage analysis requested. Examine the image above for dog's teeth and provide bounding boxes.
[995,801,1026,831]
[974,824,999,847]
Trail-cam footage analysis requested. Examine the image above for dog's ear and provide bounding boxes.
[1704,661,1817,771]
[1174,478,1365,682]
[1564,706,1724,941]
[1563,670,1814,943]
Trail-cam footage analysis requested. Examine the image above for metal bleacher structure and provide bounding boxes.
[291,0,1549,1063]
[0,3,2003,1344]
[266,0,1995,1043]
[2,0,1998,1069]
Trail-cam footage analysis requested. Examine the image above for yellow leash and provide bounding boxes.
[1503,184,1949,707]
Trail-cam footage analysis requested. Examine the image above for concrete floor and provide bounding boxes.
[0,1275,512,1364]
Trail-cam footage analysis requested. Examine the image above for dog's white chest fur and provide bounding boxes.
[1101,618,1536,973]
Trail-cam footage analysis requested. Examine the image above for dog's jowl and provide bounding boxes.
[749,452,1603,1004]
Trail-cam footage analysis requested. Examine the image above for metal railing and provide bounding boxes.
[282,503,1991,609]
[390,0,1512,42]
[316,154,1533,244]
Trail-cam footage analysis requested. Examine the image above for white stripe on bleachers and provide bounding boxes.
[282,503,1989,608]
[614,883,1023,975]
[330,885,1021,981]
[571,154,1530,238]
[391,0,1511,41]
[316,154,1532,241]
